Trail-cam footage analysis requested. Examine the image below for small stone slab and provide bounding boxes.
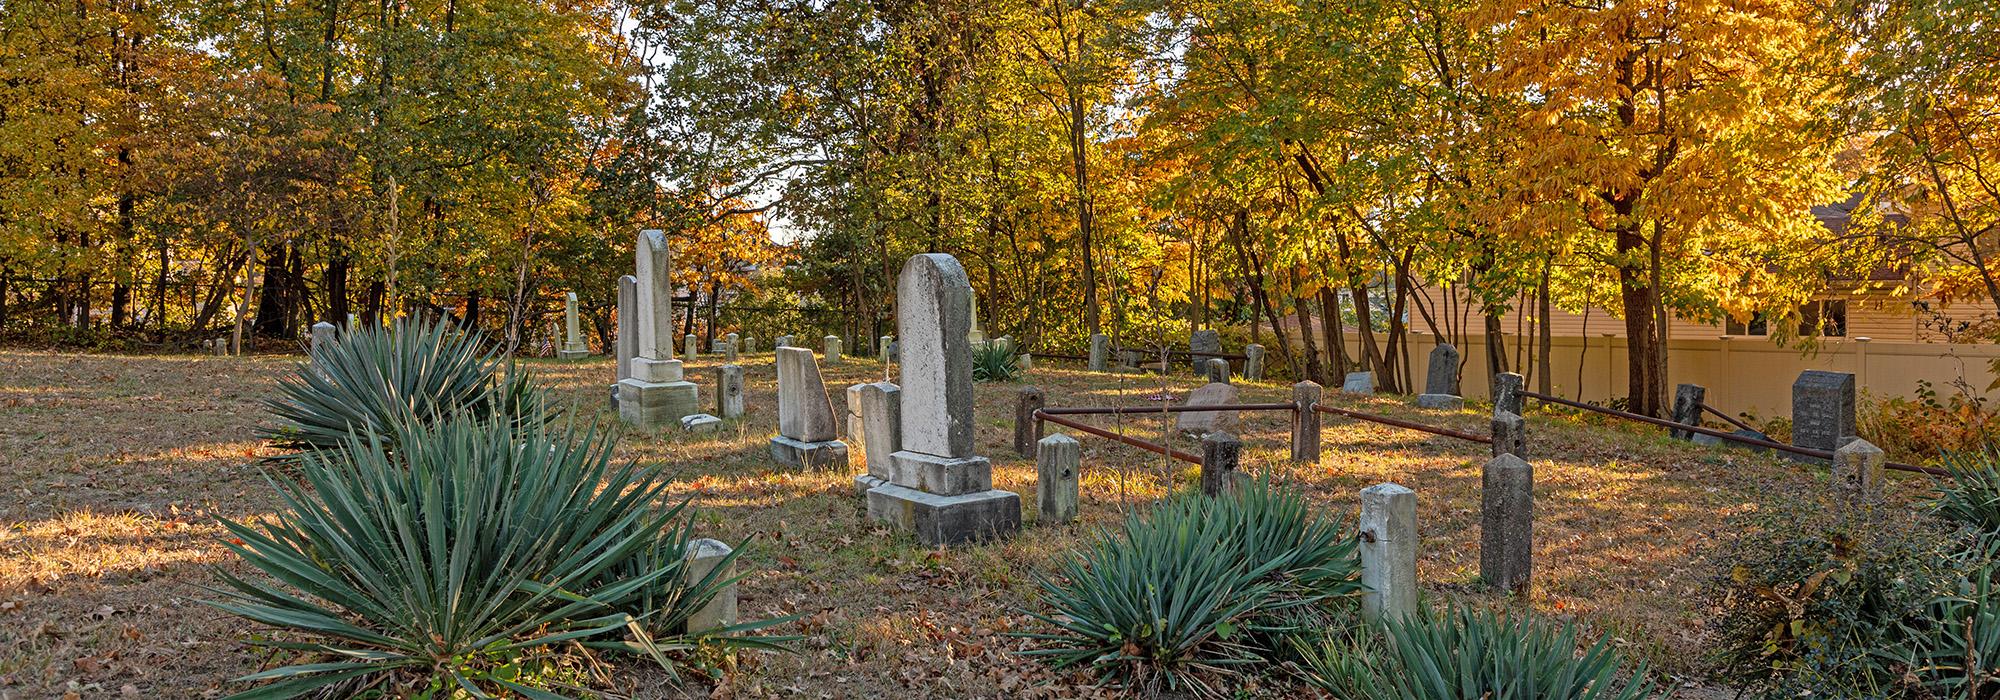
[1244,344,1265,380]
[1416,393,1463,410]
[681,413,723,433]
[1036,434,1080,524]
[683,539,737,634]
[769,434,849,470]
[1342,371,1376,395]
[1176,382,1241,436]
[776,347,838,442]
[864,483,1022,547]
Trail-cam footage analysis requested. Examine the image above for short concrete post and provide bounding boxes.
[743,336,757,354]
[1494,372,1525,416]
[716,364,745,418]
[725,338,740,362]
[1244,344,1265,380]
[684,333,698,359]
[1036,434,1081,524]
[683,538,738,635]
[1201,431,1243,496]
[1480,453,1533,594]
[823,335,843,364]
[1359,483,1418,624]
[1088,333,1109,371]
[1292,381,1323,464]
[1670,383,1706,441]
[213,336,229,356]
[1492,410,1526,459]
[1205,357,1231,384]
[1014,386,1045,458]
[880,335,895,362]
[845,383,867,446]
[309,322,337,359]
[1019,353,1033,371]
[1834,438,1886,505]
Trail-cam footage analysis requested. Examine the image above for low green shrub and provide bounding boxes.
[1293,606,1653,700]
[972,342,1022,382]
[258,317,547,462]
[1020,479,1360,696]
[1935,449,2000,536]
[1884,554,2000,698]
[209,416,784,698]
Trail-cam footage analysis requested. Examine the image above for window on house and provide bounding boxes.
[1800,299,1847,337]
[1726,312,1769,336]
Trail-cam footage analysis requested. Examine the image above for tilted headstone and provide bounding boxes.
[616,229,699,429]
[615,275,638,384]
[880,335,895,362]
[1036,434,1080,524]
[1177,382,1241,436]
[1423,343,1461,395]
[1205,357,1231,384]
[682,539,737,634]
[716,364,745,419]
[1088,333,1109,371]
[1014,386,1045,458]
[1244,344,1266,380]
[558,292,589,359]
[852,382,902,492]
[1292,381,1323,463]
[1492,409,1526,459]
[1342,371,1376,395]
[863,254,1021,546]
[1190,329,1222,375]
[1480,453,1533,594]
[1792,370,1856,458]
[1834,438,1886,505]
[823,335,843,364]
[1670,383,1706,441]
[770,346,847,469]
[743,336,757,354]
[1359,483,1418,624]
[1493,372,1525,416]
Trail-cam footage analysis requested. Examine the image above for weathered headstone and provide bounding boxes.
[1423,344,1460,395]
[845,383,866,447]
[1244,344,1265,380]
[683,539,737,634]
[613,275,638,409]
[1834,438,1886,504]
[685,333,699,359]
[1342,371,1376,395]
[1292,381,1323,463]
[1088,333,1109,371]
[1492,409,1526,459]
[1036,434,1080,524]
[212,336,229,356]
[1480,453,1533,594]
[727,332,740,351]
[1204,358,1231,384]
[1200,431,1242,496]
[1416,394,1464,410]
[1177,382,1241,436]
[880,335,895,362]
[681,413,722,433]
[1493,372,1525,416]
[1119,349,1141,370]
[716,364,745,418]
[742,336,756,354]
[824,335,843,364]
[776,334,794,349]
[770,347,847,469]
[309,322,337,359]
[1670,383,1706,441]
[616,230,699,429]
[864,254,1021,546]
[1359,483,1418,624]
[1018,353,1032,371]
[724,338,739,362]
[853,382,902,492]
[1190,329,1222,375]
[558,292,589,359]
[1792,370,1856,458]
[1014,386,1045,458]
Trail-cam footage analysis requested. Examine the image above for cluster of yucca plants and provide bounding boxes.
[1020,480,1361,696]
[972,342,1022,382]
[214,319,784,698]
[1293,606,1654,700]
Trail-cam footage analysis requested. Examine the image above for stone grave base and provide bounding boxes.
[854,473,888,494]
[616,378,699,429]
[1415,393,1464,410]
[865,483,1021,546]
[888,451,992,495]
[558,349,591,360]
[769,435,849,470]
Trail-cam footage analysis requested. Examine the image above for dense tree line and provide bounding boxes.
[3,0,1996,414]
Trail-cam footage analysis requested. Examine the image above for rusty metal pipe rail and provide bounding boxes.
[1033,410,1201,464]
[1031,352,1091,361]
[1039,402,1296,416]
[1111,348,1251,361]
[1701,404,1759,433]
[1312,404,1493,444]
[1521,390,1946,476]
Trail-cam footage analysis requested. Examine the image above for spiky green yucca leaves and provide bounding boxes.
[208,416,754,699]
[1021,480,1361,696]
[1296,607,1654,700]
[972,343,1022,382]
[259,318,546,462]
[1934,449,2000,535]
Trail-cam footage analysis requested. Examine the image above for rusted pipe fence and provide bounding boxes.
[1701,404,1760,433]
[1032,410,1201,464]
[1522,390,1945,476]
[1031,402,1297,465]
[1312,404,1493,445]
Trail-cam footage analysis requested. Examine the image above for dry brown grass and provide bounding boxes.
[0,348,1922,698]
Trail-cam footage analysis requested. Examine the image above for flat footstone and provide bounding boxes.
[1415,393,1464,410]
[681,413,722,432]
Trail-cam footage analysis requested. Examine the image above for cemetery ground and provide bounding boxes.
[0,349,1909,698]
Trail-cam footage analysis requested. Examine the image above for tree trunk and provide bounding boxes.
[1538,261,1554,395]
[325,253,349,325]
[1615,223,1666,415]
[1296,277,1325,384]
[1320,287,1349,378]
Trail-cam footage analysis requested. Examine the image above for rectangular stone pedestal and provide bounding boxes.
[558,349,590,360]
[889,451,992,495]
[770,435,849,470]
[865,483,1021,546]
[617,378,699,429]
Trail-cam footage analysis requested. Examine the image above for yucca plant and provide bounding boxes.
[972,342,1022,382]
[1020,480,1361,696]
[258,317,547,462]
[1294,606,1654,700]
[1935,448,2000,535]
[208,415,772,698]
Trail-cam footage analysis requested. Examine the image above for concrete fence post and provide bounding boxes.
[1834,438,1886,506]
[1036,434,1081,524]
[684,539,738,635]
[1480,454,1534,595]
[1491,409,1526,459]
[1359,483,1418,624]
[1670,383,1706,441]
[1200,431,1242,496]
[1014,386,1045,458]
[1493,372,1525,417]
[1292,381,1323,464]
